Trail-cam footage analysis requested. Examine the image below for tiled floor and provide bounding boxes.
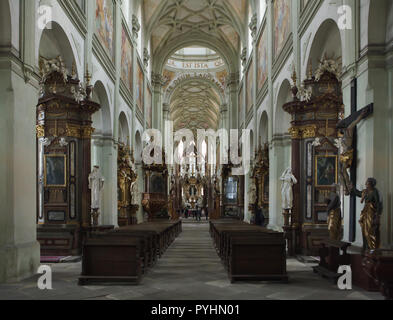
[0,221,384,300]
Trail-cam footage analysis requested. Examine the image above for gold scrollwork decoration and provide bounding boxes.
[36,125,45,138]
[66,124,81,138]
[289,125,317,139]
[81,126,95,139]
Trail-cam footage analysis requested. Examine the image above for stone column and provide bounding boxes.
[152,73,165,132]
[0,0,40,282]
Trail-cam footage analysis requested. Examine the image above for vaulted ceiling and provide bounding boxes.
[145,0,246,55]
[143,0,246,134]
[170,79,221,132]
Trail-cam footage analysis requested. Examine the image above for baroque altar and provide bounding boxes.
[117,142,139,226]
[283,59,344,255]
[36,56,100,255]
[142,150,169,221]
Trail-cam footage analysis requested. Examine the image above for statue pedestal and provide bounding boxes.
[349,246,379,292]
[313,239,351,283]
[362,250,393,300]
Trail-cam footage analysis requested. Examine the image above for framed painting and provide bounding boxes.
[246,59,254,113]
[136,61,144,113]
[315,155,338,187]
[146,86,152,128]
[273,0,291,58]
[121,27,133,93]
[95,0,114,59]
[44,154,67,187]
[257,26,268,91]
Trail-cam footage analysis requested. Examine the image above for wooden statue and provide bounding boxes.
[353,178,383,250]
[325,190,342,241]
[336,109,369,195]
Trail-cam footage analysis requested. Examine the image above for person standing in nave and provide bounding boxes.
[352,178,383,250]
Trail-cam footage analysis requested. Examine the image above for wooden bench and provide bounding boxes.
[210,220,288,283]
[79,220,182,286]
[79,238,142,285]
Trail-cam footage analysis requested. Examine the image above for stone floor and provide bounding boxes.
[0,221,384,300]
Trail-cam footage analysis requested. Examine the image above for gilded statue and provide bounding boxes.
[325,190,342,241]
[353,178,383,250]
[336,109,368,195]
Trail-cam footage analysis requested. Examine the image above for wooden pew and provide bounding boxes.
[228,235,288,283]
[209,220,288,283]
[79,238,142,285]
[79,220,182,286]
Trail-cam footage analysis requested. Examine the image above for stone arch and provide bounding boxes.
[92,81,112,137]
[270,79,293,230]
[274,79,292,137]
[259,111,269,146]
[153,33,239,76]
[250,128,255,157]
[118,112,130,145]
[367,0,389,46]
[0,0,11,47]
[307,19,342,75]
[135,130,143,164]
[37,21,80,77]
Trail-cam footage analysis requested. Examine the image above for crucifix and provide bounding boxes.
[336,78,373,242]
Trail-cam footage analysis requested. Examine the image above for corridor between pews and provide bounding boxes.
[0,221,383,300]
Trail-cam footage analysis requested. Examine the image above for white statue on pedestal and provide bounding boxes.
[280,167,298,210]
[88,166,105,210]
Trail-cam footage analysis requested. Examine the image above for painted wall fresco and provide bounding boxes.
[121,27,133,93]
[257,26,268,92]
[239,84,243,125]
[273,0,291,58]
[163,69,176,89]
[216,70,228,86]
[147,86,152,128]
[95,0,114,59]
[246,60,254,113]
[136,61,144,114]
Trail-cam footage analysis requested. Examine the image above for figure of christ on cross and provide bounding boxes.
[336,106,373,196]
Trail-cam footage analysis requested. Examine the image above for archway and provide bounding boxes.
[118,112,130,145]
[0,0,11,47]
[38,22,79,75]
[259,111,269,146]
[91,81,115,226]
[307,19,342,74]
[270,79,293,230]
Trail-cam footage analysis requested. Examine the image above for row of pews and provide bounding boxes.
[210,219,288,283]
[78,220,182,285]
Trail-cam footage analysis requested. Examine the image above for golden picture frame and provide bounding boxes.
[315,155,338,187]
[44,154,67,187]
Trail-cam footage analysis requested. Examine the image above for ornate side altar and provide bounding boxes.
[251,144,269,226]
[142,151,168,221]
[117,143,139,226]
[222,163,241,220]
[283,59,344,255]
[36,57,100,255]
